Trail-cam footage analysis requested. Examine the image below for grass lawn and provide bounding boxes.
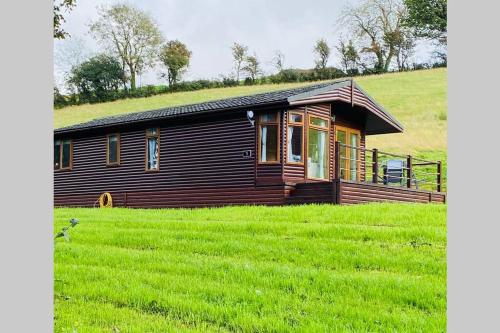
[54,203,446,332]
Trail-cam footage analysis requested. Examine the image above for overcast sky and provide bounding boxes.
[54,0,435,89]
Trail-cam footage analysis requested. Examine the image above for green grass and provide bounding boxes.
[55,204,446,332]
[54,69,447,154]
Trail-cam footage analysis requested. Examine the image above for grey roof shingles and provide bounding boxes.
[54,78,402,134]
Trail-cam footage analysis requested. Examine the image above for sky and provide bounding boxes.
[54,0,436,90]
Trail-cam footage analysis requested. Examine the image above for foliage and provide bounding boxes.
[53,0,76,39]
[89,4,164,90]
[337,39,359,74]
[53,86,68,108]
[67,54,126,104]
[272,50,286,73]
[54,218,79,241]
[231,43,248,82]
[395,29,416,70]
[54,204,446,332]
[313,39,331,70]
[159,40,192,86]
[404,0,447,43]
[241,54,262,82]
[340,0,409,72]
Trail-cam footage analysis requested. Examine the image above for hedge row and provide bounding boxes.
[54,62,446,109]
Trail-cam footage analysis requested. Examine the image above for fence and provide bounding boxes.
[335,142,443,192]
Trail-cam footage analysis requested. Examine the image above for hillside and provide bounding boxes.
[54,68,447,153]
[55,204,446,332]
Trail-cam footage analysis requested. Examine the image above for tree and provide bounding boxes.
[404,0,447,44]
[313,39,331,70]
[339,0,407,72]
[231,43,248,82]
[242,54,261,83]
[337,39,359,74]
[67,54,126,103]
[395,30,416,70]
[272,50,285,72]
[159,40,192,86]
[89,4,164,91]
[54,0,76,39]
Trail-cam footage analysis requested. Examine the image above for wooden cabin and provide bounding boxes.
[54,79,446,208]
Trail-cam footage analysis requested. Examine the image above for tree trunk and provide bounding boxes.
[129,65,136,91]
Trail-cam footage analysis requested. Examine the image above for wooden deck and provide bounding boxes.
[285,180,445,205]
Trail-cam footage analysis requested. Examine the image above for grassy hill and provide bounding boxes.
[54,68,447,154]
[55,204,446,332]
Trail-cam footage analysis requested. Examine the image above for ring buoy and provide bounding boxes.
[99,192,113,208]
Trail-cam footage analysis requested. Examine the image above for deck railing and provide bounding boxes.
[334,141,444,192]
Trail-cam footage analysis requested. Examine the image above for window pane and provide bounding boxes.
[54,141,61,169]
[147,137,159,170]
[350,133,359,180]
[287,125,303,163]
[310,117,328,128]
[108,135,118,164]
[147,128,158,136]
[289,113,303,123]
[260,125,278,162]
[62,140,71,168]
[336,130,347,179]
[260,113,277,123]
[307,128,328,179]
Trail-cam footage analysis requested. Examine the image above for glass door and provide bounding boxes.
[335,125,361,181]
[307,116,329,180]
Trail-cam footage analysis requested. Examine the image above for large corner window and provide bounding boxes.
[307,116,329,180]
[287,112,303,164]
[335,125,361,181]
[54,139,72,170]
[106,134,120,166]
[258,113,279,163]
[146,128,160,171]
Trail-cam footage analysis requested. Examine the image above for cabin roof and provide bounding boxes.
[54,78,403,135]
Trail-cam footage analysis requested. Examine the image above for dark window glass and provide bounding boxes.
[260,125,278,162]
[62,140,71,168]
[289,113,303,123]
[54,141,61,169]
[108,135,119,164]
[147,137,159,170]
[260,113,277,122]
[287,125,303,163]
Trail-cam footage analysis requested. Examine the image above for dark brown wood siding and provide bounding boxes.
[338,180,446,205]
[55,111,282,207]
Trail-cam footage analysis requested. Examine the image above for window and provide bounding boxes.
[146,128,160,171]
[287,112,303,164]
[54,139,72,170]
[307,116,329,180]
[335,125,361,181]
[106,134,120,166]
[258,113,279,163]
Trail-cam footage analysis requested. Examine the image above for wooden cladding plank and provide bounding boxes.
[339,181,444,204]
[55,112,258,200]
[55,185,288,208]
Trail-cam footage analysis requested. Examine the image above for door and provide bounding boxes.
[306,115,330,180]
[335,125,361,181]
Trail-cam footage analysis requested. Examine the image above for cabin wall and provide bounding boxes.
[54,111,289,208]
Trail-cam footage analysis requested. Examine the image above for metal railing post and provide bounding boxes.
[437,161,442,192]
[406,155,412,188]
[372,148,378,184]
